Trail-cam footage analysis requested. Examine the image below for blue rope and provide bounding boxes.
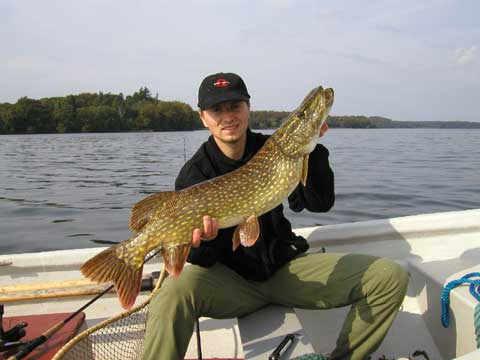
[476,303,480,349]
[470,275,480,301]
[441,272,480,328]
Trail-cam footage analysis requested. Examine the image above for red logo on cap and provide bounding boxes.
[214,78,230,88]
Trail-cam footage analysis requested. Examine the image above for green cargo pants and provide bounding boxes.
[142,252,408,360]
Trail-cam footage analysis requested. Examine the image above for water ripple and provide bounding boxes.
[1,129,480,254]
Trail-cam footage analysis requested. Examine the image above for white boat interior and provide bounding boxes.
[1,209,479,359]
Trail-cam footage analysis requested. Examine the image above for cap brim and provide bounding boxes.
[199,93,250,110]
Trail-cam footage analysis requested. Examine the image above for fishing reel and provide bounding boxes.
[0,304,28,352]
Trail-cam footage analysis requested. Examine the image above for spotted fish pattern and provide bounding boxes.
[81,86,334,309]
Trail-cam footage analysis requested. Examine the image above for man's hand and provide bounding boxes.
[192,215,219,248]
[319,122,329,138]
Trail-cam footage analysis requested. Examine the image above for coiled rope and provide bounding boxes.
[441,272,480,348]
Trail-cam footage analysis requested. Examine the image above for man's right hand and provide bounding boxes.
[192,215,219,247]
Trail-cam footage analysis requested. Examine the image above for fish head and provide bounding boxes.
[276,86,334,155]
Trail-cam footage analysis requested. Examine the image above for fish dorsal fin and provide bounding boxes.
[161,244,191,277]
[232,215,260,251]
[301,154,309,186]
[129,191,176,233]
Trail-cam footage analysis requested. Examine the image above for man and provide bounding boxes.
[142,72,408,360]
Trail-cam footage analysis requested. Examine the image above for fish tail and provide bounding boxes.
[80,242,143,310]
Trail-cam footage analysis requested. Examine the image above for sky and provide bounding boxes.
[1,0,479,122]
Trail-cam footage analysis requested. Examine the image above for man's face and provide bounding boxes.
[199,100,250,146]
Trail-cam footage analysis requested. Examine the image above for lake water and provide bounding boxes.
[1,129,479,254]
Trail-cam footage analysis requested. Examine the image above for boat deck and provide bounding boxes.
[294,209,480,359]
[1,209,479,359]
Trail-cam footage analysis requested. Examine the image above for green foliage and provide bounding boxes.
[0,103,14,134]
[1,90,479,134]
[0,87,203,134]
[249,111,290,129]
[327,116,376,128]
[8,97,55,133]
[77,105,121,132]
[249,112,480,130]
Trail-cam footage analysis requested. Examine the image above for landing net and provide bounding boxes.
[51,268,167,360]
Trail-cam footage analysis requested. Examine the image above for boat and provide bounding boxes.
[1,209,479,359]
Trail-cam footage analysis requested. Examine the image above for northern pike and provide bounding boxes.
[81,86,334,309]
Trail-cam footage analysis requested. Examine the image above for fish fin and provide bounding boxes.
[161,244,191,277]
[129,191,176,233]
[232,228,240,251]
[301,154,309,186]
[232,215,260,251]
[80,242,144,310]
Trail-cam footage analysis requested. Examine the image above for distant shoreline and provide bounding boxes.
[1,118,480,135]
[1,89,478,134]
[325,116,480,129]
[1,123,479,136]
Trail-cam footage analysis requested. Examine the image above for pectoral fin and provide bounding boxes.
[161,244,191,277]
[301,154,309,186]
[232,215,260,251]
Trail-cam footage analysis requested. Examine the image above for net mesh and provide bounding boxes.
[52,269,166,360]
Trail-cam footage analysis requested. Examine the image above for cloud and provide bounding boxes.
[454,46,477,66]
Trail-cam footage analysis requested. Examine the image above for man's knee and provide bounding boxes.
[369,258,409,302]
[149,266,207,316]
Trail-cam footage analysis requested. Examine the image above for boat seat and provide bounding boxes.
[454,349,480,360]
[237,304,315,360]
[184,305,315,359]
[408,258,480,359]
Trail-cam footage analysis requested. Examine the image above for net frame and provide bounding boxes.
[52,267,167,360]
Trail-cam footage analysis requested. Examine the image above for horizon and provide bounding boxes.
[2,87,480,125]
[1,0,479,122]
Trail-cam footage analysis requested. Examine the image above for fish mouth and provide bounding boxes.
[324,88,334,108]
[312,87,334,109]
[311,87,334,119]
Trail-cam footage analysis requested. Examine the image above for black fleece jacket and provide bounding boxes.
[175,129,335,281]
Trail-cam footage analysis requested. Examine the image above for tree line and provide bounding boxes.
[249,113,480,129]
[325,115,480,129]
[0,87,203,134]
[1,89,479,134]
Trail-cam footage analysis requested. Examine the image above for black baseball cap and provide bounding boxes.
[197,72,250,110]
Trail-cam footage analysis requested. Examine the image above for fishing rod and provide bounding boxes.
[6,248,163,360]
